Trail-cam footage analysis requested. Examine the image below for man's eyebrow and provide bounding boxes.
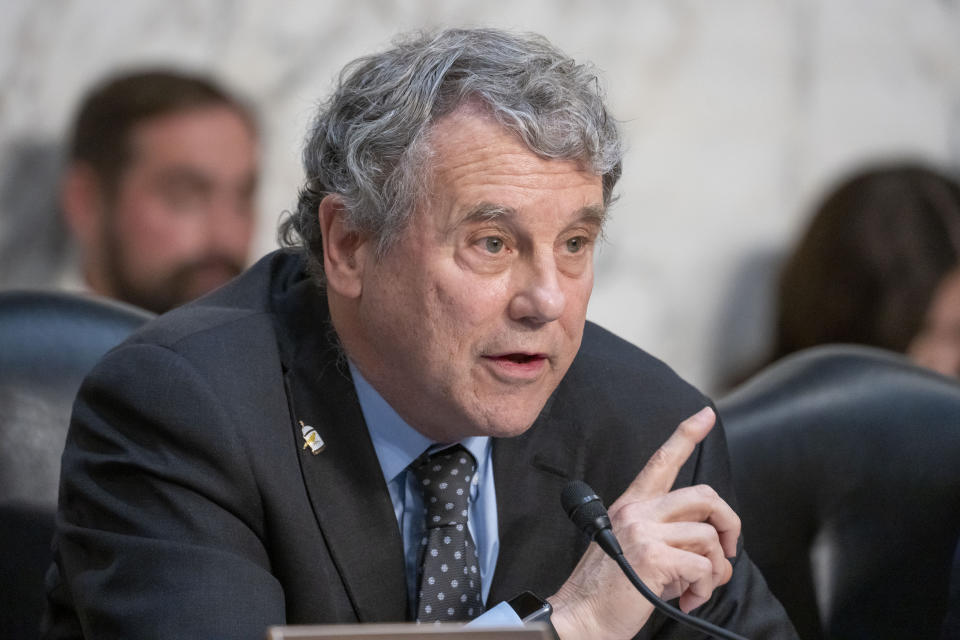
[460,203,516,225]
[156,167,215,190]
[579,204,607,227]
[441,203,513,236]
[457,202,608,227]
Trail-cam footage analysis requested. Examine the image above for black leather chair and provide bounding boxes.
[0,290,153,639]
[943,537,960,639]
[719,345,960,640]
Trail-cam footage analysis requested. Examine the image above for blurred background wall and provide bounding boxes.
[1,0,958,394]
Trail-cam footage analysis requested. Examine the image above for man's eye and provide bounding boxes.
[484,237,504,253]
[162,183,207,212]
[566,237,585,253]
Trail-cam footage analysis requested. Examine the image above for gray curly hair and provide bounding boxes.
[279,27,623,282]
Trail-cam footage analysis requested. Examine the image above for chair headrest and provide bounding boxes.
[0,289,154,393]
[0,290,154,507]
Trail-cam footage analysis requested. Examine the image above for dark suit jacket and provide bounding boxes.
[44,250,795,639]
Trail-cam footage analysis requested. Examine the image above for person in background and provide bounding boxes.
[60,69,259,314]
[770,163,960,377]
[909,264,960,378]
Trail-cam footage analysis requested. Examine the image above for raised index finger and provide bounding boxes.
[628,406,716,500]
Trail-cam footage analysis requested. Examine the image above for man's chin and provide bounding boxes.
[471,421,531,440]
[164,268,241,309]
[460,378,562,439]
[113,265,242,313]
[470,402,550,439]
[416,401,544,442]
[186,267,241,296]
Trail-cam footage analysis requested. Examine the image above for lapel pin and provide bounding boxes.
[300,420,325,454]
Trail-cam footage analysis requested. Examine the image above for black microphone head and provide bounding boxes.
[561,480,599,516]
[561,480,612,538]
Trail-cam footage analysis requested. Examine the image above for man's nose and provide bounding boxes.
[508,251,566,325]
[206,193,253,255]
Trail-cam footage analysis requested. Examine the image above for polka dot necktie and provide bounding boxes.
[410,445,484,622]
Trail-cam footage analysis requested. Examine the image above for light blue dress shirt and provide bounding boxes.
[348,363,519,625]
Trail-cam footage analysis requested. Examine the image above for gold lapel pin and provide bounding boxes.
[300,420,325,454]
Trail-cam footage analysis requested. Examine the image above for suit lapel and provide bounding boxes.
[488,397,589,604]
[274,276,408,622]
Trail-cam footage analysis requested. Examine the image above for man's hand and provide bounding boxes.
[547,407,741,640]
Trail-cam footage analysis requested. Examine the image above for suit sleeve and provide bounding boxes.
[44,342,285,640]
[645,409,799,640]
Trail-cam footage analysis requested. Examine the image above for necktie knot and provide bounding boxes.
[410,446,476,526]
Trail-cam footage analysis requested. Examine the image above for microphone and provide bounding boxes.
[561,481,749,640]
[561,481,623,557]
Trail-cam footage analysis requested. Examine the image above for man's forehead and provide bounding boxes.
[127,106,255,153]
[427,112,601,187]
[122,108,258,177]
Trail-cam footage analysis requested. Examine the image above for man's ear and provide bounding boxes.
[318,194,369,298]
[61,163,105,250]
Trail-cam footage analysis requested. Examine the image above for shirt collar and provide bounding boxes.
[349,361,490,485]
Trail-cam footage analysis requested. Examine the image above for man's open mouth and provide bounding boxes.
[489,353,546,364]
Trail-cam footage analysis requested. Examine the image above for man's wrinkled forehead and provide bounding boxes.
[421,105,605,210]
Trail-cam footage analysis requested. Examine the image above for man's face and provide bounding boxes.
[347,107,604,442]
[908,267,960,378]
[101,105,258,313]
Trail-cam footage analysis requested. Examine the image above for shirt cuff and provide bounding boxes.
[464,601,523,627]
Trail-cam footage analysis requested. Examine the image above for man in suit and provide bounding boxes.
[44,28,797,639]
